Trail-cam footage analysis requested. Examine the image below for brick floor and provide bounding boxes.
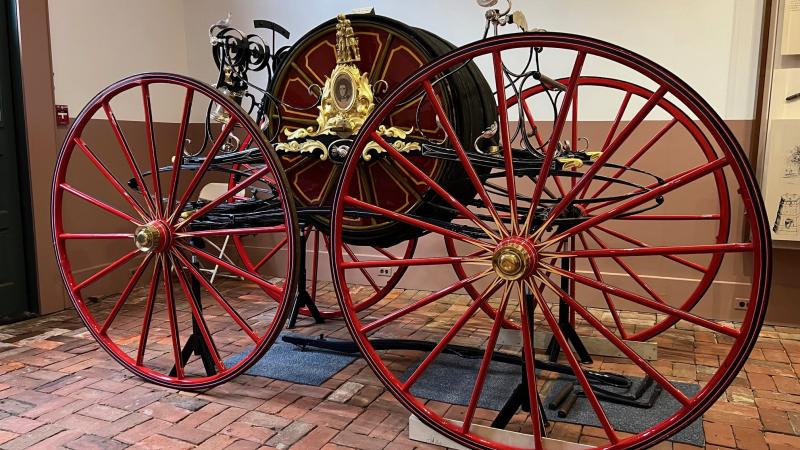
[0,280,796,449]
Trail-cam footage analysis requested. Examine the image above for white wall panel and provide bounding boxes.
[49,0,190,121]
[180,0,764,120]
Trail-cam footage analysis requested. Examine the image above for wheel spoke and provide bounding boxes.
[615,214,720,221]
[341,256,488,270]
[535,86,668,237]
[520,101,546,148]
[166,88,195,217]
[100,253,154,334]
[169,118,239,224]
[74,138,149,221]
[254,236,288,272]
[102,102,158,216]
[73,249,140,291]
[589,118,678,200]
[546,242,753,259]
[361,269,494,334]
[179,226,288,238]
[170,254,225,372]
[423,80,508,237]
[535,277,691,406]
[601,92,633,151]
[493,52,522,234]
[371,132,500,241]
[177,165,271,229]
[343,195,492,250]
[402,279,503,391]
[585,140,720,216]
[342,242,380,292]
[161,255,184,379]
[529,282,619,444]
[373,246,399,260]
[136,256,161,366]
[540,262,740,337]
[522,52,586,235]
[461,282,513,433]
[517,284,544,448]
[542,157,729,247]
[595,225,707,273]
[172,249,260,343]
[311,230,320,300]
[141,83,163,217]
[178,242,283,300]
[59,233,133,240]
[571,84,579,152]
[575,233,629,338]
[60,183,139,224]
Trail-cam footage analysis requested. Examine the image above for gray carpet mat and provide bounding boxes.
[224,334,357,386]
[401,354,704,447]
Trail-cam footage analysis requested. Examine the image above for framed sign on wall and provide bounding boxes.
[757,0,800,249]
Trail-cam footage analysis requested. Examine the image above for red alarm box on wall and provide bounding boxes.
[56,105,69,126]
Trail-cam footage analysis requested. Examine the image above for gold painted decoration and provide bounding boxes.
[276,14,421,162]
[275,139,329,160]
[363,139,422,162]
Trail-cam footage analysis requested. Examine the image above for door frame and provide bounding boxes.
[3,0,40,316]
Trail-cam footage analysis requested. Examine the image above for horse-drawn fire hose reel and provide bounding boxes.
[52,3,771,449]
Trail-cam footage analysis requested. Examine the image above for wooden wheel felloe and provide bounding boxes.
[52,73,299,389]
[330,34,770,449]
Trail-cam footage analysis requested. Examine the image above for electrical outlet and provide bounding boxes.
[378,267,393,278]
[733,298,749,311]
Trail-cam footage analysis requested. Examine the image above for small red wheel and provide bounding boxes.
[52,73,299,389]
[448,76,731,340]
[330,34,770,449]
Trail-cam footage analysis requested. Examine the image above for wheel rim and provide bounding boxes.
[447,76,730,340]
[52,73,299,389]
[330,34,770,449]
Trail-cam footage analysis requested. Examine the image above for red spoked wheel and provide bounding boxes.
[230,199,418,318]
[448,76,731,340]
[330,34,770,449]
[52,73,299,389]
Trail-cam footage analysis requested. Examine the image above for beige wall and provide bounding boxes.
[32,1,799,326]
[48,0,189,121]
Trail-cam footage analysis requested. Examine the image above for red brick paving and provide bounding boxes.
[0,281,797,449]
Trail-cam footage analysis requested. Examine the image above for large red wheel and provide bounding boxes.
[449,76,730,340]
[52,73,299,389]
[330,34,770,449]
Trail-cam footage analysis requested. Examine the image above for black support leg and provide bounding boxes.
[287,230,324,329]
[170,238,217,377]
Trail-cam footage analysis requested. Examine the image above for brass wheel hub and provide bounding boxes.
[492,241,536,281]
[134,221,170,253]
